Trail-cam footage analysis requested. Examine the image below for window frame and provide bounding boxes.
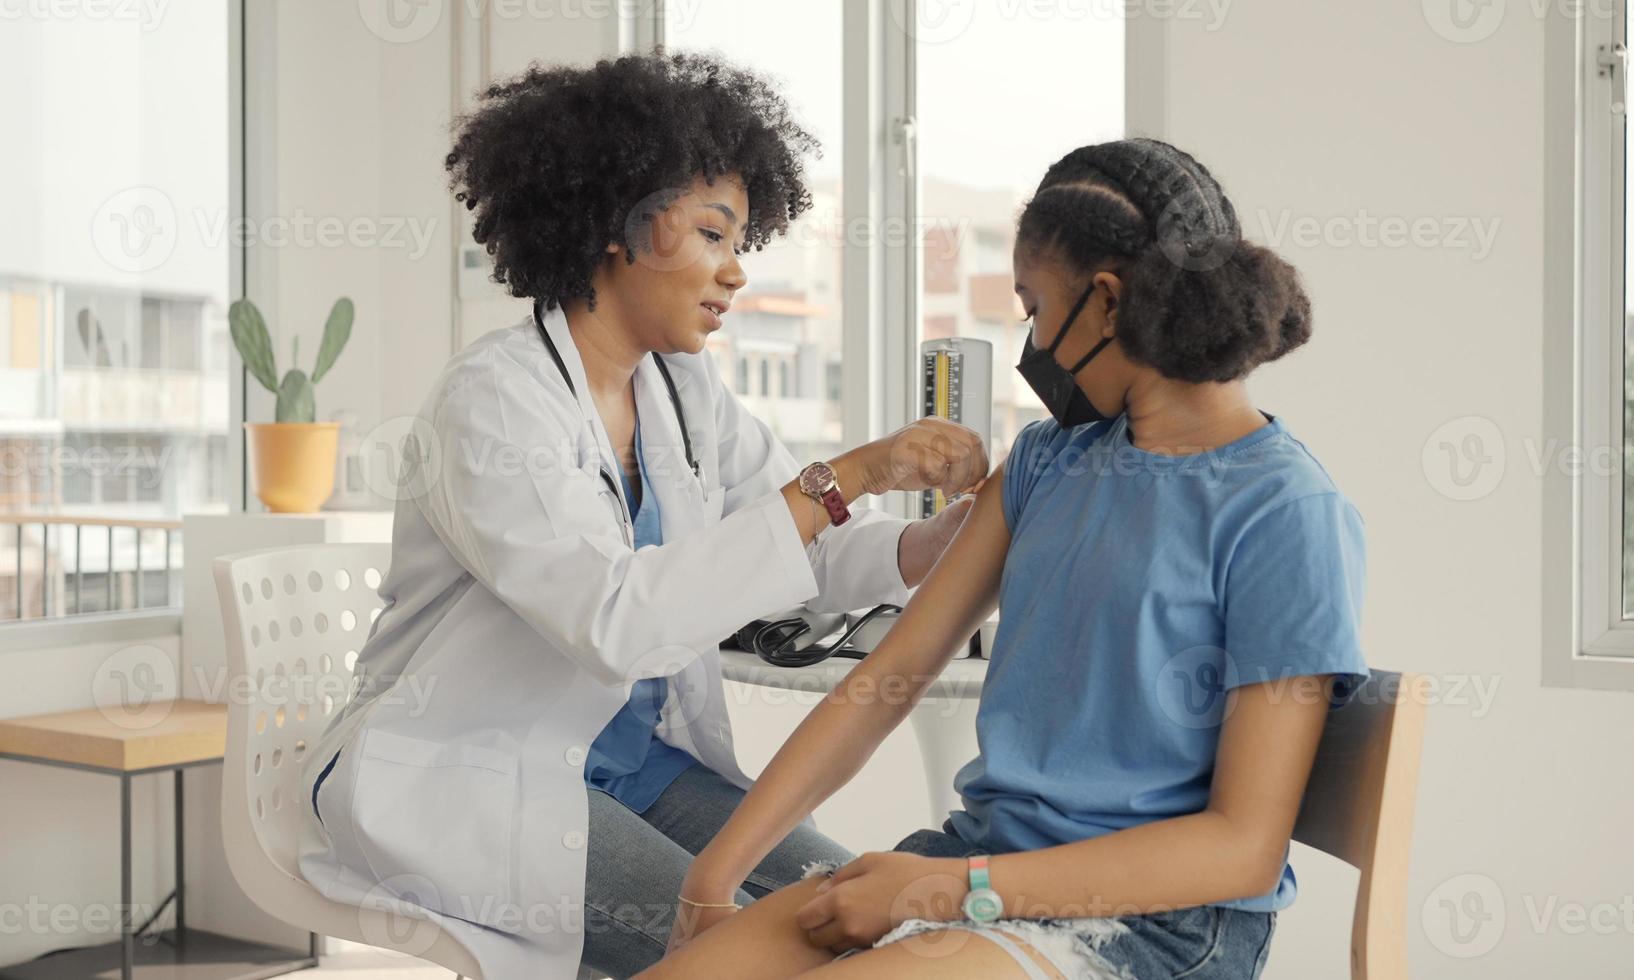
[643,0,1162,518]
[1544,0,1634,689]
[2,0,247,643]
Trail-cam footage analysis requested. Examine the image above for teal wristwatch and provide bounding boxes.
[961,854,1004,923]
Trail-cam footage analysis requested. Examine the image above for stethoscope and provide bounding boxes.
[533,301,700,549]
[533,300,895,669]
[734,604,903,668]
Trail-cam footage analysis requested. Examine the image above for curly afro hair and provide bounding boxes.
[1016,138,1311,383]
[445,51,819,311]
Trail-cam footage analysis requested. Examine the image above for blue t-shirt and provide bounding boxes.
[584,423,700,812]
[946,414,1369,913]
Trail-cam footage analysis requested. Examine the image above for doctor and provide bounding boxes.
[298,51,988,979]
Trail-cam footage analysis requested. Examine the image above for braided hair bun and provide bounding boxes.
[1017,138,1310,383]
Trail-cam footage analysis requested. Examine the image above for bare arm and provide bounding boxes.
[929,675,1333,919]
[974,676,1333,914]
[683,463,1014,900]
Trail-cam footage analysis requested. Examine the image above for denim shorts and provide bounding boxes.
[802,823,1276,980]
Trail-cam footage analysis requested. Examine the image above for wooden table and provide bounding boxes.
[0,700,317,980]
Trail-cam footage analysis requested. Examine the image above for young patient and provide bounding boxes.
[634,138,1369,980]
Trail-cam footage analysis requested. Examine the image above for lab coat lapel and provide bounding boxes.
[633,356,742,785]
[633,354,707,541]
[538,306,629,516]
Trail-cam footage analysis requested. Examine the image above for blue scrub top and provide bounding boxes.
[946,415,1369,913]
[584,421,701,813]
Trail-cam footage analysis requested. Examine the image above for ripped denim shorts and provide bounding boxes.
[801,823,1276,980]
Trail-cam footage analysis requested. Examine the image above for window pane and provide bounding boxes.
[666,0,845,465]
[1,9,232,619]
[916,7,1124,459]
[167,301,203,372]
[1624,7,1634,619]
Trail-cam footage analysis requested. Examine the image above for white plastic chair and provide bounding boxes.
[215,542,487,978]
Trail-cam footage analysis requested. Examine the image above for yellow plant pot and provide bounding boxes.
[244,422,341,513]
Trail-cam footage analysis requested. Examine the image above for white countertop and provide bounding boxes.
[718,649,989,701]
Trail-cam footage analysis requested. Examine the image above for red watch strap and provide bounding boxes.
[819,485,850,526]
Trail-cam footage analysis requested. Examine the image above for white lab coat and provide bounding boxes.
[297,307,913,979]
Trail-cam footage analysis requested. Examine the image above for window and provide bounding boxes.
[653,1,1135,516]
[1620,7,1633,624]
[916,4,1123,457]
[666,0,847,465]
[2,7,234,622]
[166,301,204,372]
[1546,0,1634,686]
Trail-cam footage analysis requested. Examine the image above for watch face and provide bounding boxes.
[799,461,836,496]
[963,888,1004,923]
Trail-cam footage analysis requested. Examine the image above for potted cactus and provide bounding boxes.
[230,297,354,513]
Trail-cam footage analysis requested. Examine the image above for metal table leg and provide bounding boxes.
[121,773,133,980]
[0,755,320,980]
[174,768,185,952]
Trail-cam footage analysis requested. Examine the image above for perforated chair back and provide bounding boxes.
[215,542,485,978]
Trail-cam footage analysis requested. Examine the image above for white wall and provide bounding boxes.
[245,0,457,475]
[243,0,624,463]
[1156,2,1634,977]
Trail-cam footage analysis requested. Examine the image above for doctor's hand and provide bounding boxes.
[847,417,989,498]
[794,852,968,954]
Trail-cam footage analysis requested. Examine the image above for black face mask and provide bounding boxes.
[1016,280,1118,428]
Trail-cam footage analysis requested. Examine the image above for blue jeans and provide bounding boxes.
[579,764,855,978]
[867,823,1277,979]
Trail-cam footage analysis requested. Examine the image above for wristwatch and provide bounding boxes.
[962,854,1003,923]
[798,461,851,527]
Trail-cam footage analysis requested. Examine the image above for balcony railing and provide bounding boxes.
[1,514,183,622]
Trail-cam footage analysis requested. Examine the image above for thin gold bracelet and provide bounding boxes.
[677,895,742,910]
